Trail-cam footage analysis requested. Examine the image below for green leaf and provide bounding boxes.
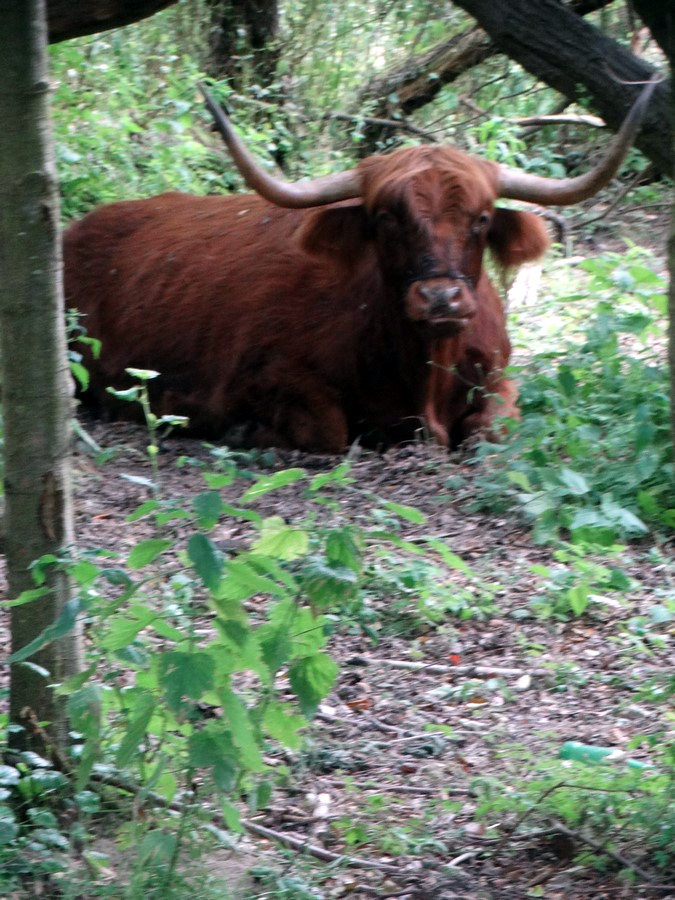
[379,501,426,525]
[308,462,353,492]
[567,584,589,616]
[3,587,51,608]
[100,605,157,651]
[507,470,533,492]
[193,491,223,529]
[252,516,309,561]
[301,559,358,608]
[289,653,338,717]
[126,499,160,522]
[221,689,264,771]
[219,558,287,601]
[240,468,306,503]
[116,692,155,767]
[425,539,474,577]
[188,723,237,774]
[159,651,215,710]
[10,597,83,662]
[325,527,362,572]
[127,539,172,569]
[263,701,306,750]
[188,533,224,592]
[558,468,590,496]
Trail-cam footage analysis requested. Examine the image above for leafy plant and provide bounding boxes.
[472,247,672,546]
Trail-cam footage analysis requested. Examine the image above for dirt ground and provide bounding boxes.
[63,408,675,899]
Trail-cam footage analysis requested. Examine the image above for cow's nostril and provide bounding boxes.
[419,284,462,307]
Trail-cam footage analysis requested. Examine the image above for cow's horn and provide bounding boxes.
[497,76,658,205]
[199,83,362,208]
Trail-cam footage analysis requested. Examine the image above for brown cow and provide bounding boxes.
[64,82,654,452]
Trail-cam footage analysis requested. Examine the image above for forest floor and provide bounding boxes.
[2,209,674,900]
[64,404,674,900]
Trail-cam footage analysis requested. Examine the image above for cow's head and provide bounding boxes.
[199,80,655,336]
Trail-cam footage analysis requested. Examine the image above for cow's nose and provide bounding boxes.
[419,284,463,315]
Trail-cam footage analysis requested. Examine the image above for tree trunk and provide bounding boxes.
[628,0,673,58]
[450,0,670,174]
[0,0,82,754]
[358,0,617,122]
[205,0,279,87]
[631,2,674,457]
[47,0,179,42]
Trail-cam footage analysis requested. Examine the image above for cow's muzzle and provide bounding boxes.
[407,277,477,335]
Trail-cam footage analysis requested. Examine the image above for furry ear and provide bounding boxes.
[488,208,549,268]
[296,201,371,262]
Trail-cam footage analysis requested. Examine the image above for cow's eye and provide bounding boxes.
[472,211,491,234]
[375,210,398,231]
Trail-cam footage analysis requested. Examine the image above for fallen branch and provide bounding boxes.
[358,656,546,678]
[514,113,605,127]
[92,771,402,875]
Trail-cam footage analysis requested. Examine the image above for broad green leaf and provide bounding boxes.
[301,559,358,608]
[252,516,309,561]
[100,605,157,651]
[188,724,236,768]
[326,527,362,572]
[221,689,264,771]
[127,539,172,569]
[3,587,51,608]
[507,470,533,491]
[263,701,306,750]
[567,585,589,616]
[193,491,223,529]
[425,539,474,577]
[188,533,223,592]
[159,651,215,710]
[308,462,353,492]
[218,558,287,601]
[558,468,590,496]
[289,653,338,717]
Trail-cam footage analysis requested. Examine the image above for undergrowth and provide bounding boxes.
[471,245,672,547]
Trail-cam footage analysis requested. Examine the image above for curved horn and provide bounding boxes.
[199,83,362,208]
[498,76,658,205]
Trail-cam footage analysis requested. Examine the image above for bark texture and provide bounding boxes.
[1,0,82,752]
[450,0,670,174]
[47,0,178,42]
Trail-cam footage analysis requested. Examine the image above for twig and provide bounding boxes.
[359,656,544,678]
[577,163,655,226]
[242,818,401,872]
[325,111,438,142]
[324,778,463,796]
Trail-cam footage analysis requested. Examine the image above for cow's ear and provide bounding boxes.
[297,202,371,263]
[488,208,549,268]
